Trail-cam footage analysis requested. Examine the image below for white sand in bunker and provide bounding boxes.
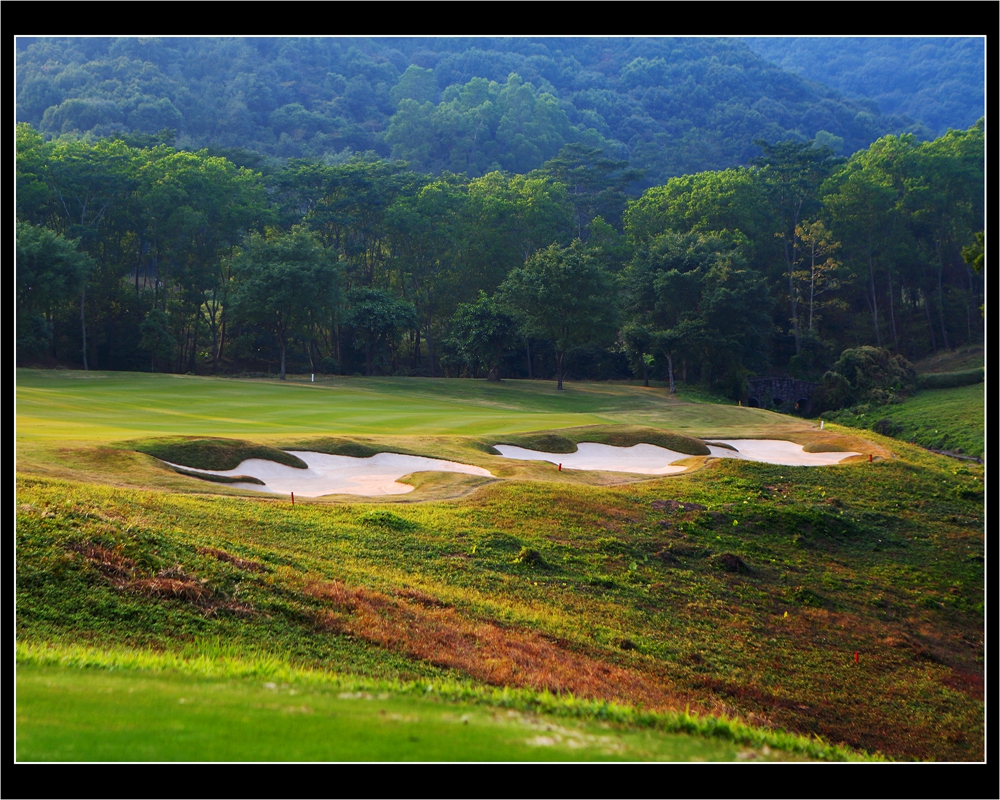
[494,443,691,474]
[705,440,861,466]
[165,451,493,497]
[495,440,861,473]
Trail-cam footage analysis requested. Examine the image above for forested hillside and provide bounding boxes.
[741,37,984,138]
[16,36,936,186]
[17,116,984,397]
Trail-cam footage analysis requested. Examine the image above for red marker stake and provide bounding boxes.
[558,463,562,471]
[291,492,295,506]
[869,454,873,462]
[854,651,859,664]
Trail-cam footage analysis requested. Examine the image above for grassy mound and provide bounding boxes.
[169,467,266,486]
[131,437,308,471]
[496,425,710,456]
[280,436,390,459]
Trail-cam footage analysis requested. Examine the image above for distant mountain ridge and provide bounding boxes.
[16,36,975,184]
[740,37,984,137]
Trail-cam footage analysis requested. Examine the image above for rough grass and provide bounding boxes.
[917,369,984,390]
[16,436,984,761]
[911,345,983,375]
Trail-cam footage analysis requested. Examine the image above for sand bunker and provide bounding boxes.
[494,443,691,474]
[165,451,492,497]
[705,439,861,466]
[495,439,860,474]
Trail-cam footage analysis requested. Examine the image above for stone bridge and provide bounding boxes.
[746,377,818,415]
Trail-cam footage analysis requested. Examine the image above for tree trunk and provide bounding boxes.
[666,352,675,394]
[886,268,899,352]
[867,254,881,347]
[487,366,500,382]
[788,265,801,355]
[922,287,937,352]
[936,247,950,350]
[80,285,89,371]
[525,340,533,379]
[189,313,198,373]
[642,356,649,388]
[216,316,227,373]
[427,329,436,378]
[279,329,287,380]
[556,351,564,390]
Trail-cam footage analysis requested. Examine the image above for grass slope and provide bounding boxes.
[824,384,984,459]
[15,370,985,761]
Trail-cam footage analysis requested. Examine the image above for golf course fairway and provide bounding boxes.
[15,370,984,761]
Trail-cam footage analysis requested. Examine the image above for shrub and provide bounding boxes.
[814,346,917,412]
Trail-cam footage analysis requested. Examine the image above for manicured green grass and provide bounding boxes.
[15,369,813,445]
[15,369,984,761]
[17,653,848,762]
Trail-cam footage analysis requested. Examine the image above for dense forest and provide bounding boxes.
[741,37,985,138]
[17,111,984,402]
[15,36,943,187]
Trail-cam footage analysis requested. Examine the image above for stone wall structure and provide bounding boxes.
[746,377,818,415]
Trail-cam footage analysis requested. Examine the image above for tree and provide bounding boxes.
[345,288,417,376]
[623,229,752,394]
[230,228,340,380]
[752,140,840,355]
[499,242,618,390]
[16,222,93,364]
[385,176,468,376]
[138,309,176,372]
[140,148,268,372]
[448,292,518,381]
[533,143,642,238]
[693,256,773,396]
[793,219,842,334]
[462,171,573,295]
[822,155,901,350]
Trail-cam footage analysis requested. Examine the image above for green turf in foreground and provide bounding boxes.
[16,662,825,762]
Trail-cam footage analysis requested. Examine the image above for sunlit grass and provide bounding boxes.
[15,369,984,761]
[16,644,865,762]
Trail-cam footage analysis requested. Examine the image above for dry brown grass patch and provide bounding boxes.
[304,578,695,713]
[197,546,267,573]
[68,543,255,616]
